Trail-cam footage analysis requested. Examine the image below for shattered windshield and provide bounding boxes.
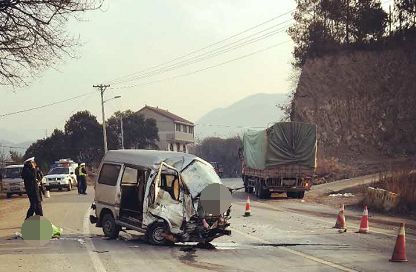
[180,160,222,198]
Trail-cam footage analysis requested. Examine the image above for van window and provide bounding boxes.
[98,164,121,186]
[122,167,137,184]
[160,174,180,200]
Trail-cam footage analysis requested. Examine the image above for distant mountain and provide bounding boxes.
[195,93,288,140]
[0,129,35,155]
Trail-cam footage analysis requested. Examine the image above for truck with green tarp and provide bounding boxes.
[241,122,317,199]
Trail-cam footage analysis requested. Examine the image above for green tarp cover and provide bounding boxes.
[243,122,317,170]
[243,129,267,170]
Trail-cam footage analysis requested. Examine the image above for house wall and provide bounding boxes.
[138,108,174,151]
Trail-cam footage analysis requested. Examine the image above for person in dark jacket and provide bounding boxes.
[79,163,87,195]
[21,157,43,219]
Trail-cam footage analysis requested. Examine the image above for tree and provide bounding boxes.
[9,150,23,163]
[395,0,416,30]
[289,0,388,66]
[0,0,102,86]
[352,0,388,43]
[24,129,70,169]
[107,110,159,150]
[64,110,103,163]
[192,137,242,178]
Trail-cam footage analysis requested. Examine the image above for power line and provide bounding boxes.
[111,22,292,85]
[0,92,94,119]
[107,9,294,85]
[111,40,291,91]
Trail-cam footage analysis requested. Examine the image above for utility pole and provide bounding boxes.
[93,84,111,153]
[120,116,125,149]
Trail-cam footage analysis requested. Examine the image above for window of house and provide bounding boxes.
[175,124,180,132]
[169,143,174,151]
[176,143,180,151]
[98,164,121,186]
[183,144,186,152]
[189,126,194,134]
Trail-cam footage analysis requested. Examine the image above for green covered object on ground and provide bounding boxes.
[243,122,317,170]
[52,224,63,238]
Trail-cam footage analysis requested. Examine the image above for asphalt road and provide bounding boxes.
[0,178,415,272]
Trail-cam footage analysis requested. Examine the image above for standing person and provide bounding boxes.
[79,163,87,195]
[21,157,43,219]
[75,164,81,195]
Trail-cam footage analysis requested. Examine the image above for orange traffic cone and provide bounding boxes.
[334,204,346,229]
[390,223,408,262]
[358,206,369,234]
[244,196,251,217]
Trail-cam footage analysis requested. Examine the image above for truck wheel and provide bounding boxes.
[102,213,120,239]
[259,187,269,199]
[6,193,12,198]
[297,191,305,199]
[254,183,260,198]
[146,222,171,246]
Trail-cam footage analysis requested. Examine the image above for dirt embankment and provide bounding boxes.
[291,45,416,178]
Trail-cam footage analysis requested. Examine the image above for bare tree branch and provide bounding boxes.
[0,0,103,87]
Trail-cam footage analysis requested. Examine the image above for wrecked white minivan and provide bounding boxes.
[90,150,232,245]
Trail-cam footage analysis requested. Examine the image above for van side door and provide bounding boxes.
[95,163,123,217]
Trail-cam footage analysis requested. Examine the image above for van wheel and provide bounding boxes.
[6,193,12,198]
[102,213,120,239]
[146,222,170,246]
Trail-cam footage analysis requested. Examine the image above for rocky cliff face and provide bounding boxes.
[291,46,416,164]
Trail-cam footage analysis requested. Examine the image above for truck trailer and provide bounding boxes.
[241,122,317,199]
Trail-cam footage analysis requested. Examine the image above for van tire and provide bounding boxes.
[102,213,120,239]
[146,222,171,246]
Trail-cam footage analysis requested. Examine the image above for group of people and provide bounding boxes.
[21,157,88,220]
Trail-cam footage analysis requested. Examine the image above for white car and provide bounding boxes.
[43,167,78,191]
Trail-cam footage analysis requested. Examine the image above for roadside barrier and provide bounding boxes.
[334,204,346,230]
[358,206,369,234]
[366,187,399,212]
[244,196,251,217]
[390,223,408,262]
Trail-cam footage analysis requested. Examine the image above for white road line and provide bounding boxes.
[83,208,108,272]
[231,227,359,272]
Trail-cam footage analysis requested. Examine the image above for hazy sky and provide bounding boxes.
[0,0,298,141]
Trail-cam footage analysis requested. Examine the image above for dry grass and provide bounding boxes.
[375,169,416,212]
[315,157,354,183]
